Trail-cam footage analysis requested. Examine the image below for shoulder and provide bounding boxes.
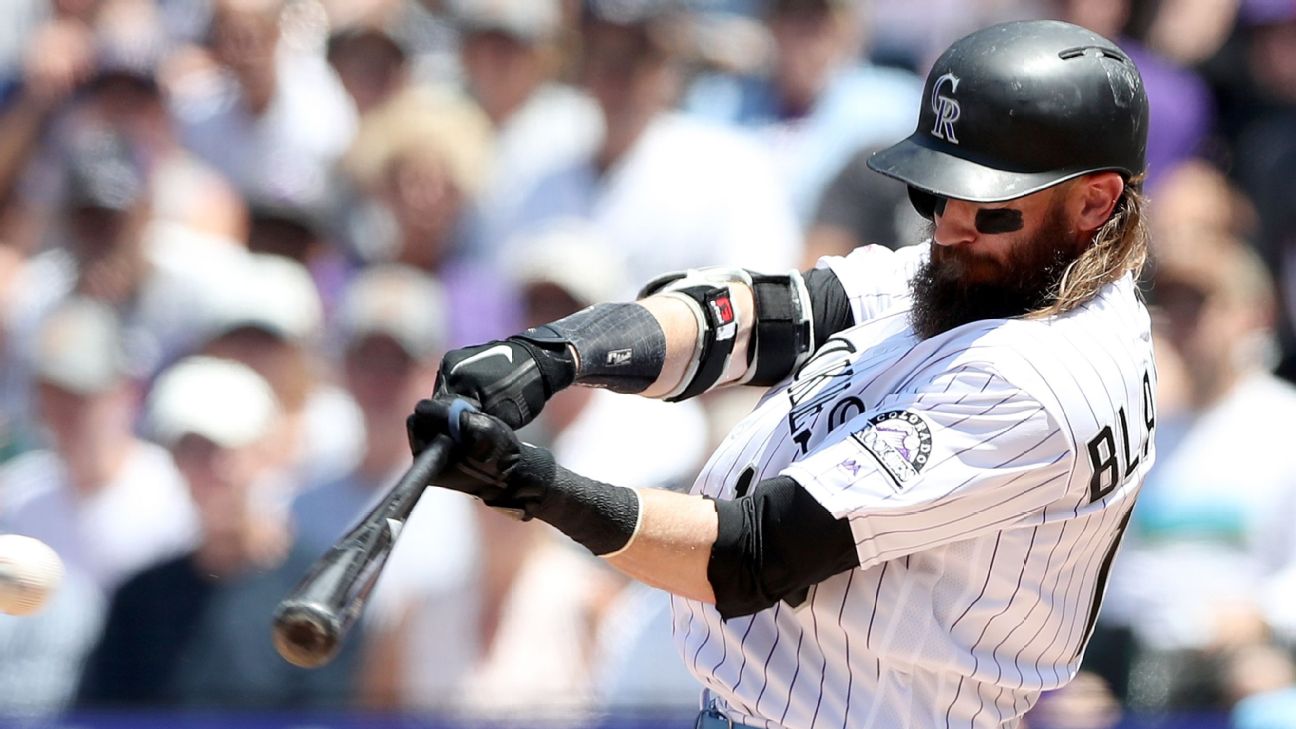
[816,242,927,321]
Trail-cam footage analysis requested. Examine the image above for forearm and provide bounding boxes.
[634,288,754,399]
[452,268,825,423]
[498,446,717,602]
[604,488,718,603]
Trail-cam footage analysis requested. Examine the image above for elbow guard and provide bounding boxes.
[707,476,859,620]
[638,268,813,400]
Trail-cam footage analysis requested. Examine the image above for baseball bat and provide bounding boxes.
[272,433,455,668]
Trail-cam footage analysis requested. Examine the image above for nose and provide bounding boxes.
[932,198,979,247]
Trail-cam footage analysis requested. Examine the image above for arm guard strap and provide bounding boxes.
[639,268,745,402]
[744,270,814,386]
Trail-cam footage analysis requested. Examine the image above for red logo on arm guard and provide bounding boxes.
[708,292,737,342]
[711,294,735,325]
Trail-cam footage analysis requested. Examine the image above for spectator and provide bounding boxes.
[684,0,922,225]
[169,0,356,208]
[1227,644,1296,727]
[3,128,245,449]
[78,356,360,708]
[1148,160,1259,245]
[325,11,413,117]
[0,298,196,715]
[322,7,450,267]
[242,195,350,315]
[0,0,97,220]
[198,251,363,488]
[1220,3,1296,380]
[1100,233,1296,710]
[341,90,519,345]
[36,0,248,242]
[505,0,801,291]
[450,0,604,260]
[292,265,480,710]
[324,0,463,89]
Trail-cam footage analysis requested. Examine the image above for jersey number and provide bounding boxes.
[1086,370,1155,503]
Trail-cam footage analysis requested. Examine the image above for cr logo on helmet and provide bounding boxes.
[930,73,961,144]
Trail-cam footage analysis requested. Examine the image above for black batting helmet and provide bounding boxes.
[868,20,1148,214]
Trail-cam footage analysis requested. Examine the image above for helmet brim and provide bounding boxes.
[867,134,1096,203]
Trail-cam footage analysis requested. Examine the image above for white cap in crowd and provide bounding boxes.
[33,297,128,394]
[337,264,449,360]
[147,356,280,450]
[202,253,323,344]
[511,221,632,307]
[450,0,563,43]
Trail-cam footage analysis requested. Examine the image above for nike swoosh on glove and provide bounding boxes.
[434,339,574,429]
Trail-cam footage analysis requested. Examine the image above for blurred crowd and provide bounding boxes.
[0,0,1295,726]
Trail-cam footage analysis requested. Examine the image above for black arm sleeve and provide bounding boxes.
[707,476,860,620]
[804,267,854,349]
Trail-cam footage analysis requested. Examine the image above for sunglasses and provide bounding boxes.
[908,188,1025,234]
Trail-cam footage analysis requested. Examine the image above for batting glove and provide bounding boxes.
[406,398,640,554]
[434,338,575,430]
[406,398,552,519]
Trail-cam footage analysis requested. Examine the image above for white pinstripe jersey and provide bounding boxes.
[673,242,1156,729]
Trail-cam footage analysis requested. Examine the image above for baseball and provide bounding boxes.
[0,534,64,616]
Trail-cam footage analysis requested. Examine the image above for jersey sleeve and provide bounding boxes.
[780,361,1074,570]
[817,242,929,324]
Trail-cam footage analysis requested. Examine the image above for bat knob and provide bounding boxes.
[272,600,342,668]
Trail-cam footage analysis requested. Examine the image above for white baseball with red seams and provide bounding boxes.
[673,242,1156,729]
[0,534,64,616]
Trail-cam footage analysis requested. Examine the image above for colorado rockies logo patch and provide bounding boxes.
[850,410,933,490]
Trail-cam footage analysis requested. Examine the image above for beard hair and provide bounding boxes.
[909,202,1088,340]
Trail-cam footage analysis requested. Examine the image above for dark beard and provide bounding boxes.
[909,204,1087,339]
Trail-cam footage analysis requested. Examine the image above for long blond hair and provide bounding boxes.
[1028,179,1149,319]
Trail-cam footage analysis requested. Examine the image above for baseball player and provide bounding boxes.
[406,20,1154,728]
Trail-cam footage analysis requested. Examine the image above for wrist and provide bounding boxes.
[512,444,640,556]
[508,336,576,396]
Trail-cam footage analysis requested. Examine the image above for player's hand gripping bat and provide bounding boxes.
[271,417,463,668]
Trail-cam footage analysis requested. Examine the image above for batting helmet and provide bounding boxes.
[868,20,1148,214]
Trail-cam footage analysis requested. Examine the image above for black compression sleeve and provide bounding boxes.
[517,304,667,394]
[803,268,854,349]
[708,476,859,620]
[509,445,640,556]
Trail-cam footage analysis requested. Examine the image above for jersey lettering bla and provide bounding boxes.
[674,243,1156,729]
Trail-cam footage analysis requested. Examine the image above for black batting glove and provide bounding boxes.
[434,338,575,429]
[406,398,554,519]
[408,399,642,555]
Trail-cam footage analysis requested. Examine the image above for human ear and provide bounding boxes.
[1073,172,1125,233]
